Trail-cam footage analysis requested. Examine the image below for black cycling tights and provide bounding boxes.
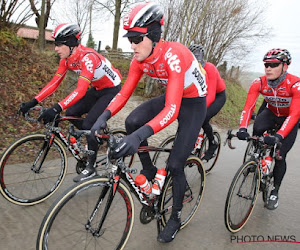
[253,108,298,189]
[125,95,207,211]
[202,90,226,142]
[66,85,120,164]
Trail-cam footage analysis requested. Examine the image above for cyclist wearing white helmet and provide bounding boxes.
[19,23,122,182]
[189,44,226,161]
[90,2,207,243]
[237,48,300,210]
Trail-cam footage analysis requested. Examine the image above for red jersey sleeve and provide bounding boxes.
[277,82,300,138]
[35,59,68,102]
[58,53,99,110]
[146,47,186,133]
[106,59,143,116]
[239,78,261,128]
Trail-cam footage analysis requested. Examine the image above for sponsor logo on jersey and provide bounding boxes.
[160,104,176,127]
[103,64,116,80]
[165,48,181,73]
[280,115,290,131]
[82,55,94,73]
[64,91,78,106]
[192,67,206,91]
[240,110,246,123]
[293,82,300,91]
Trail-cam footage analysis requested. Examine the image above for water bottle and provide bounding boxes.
[70,136,80,151]
[260,159,268,174]
[135,174,152,196]
[194,133,204,149]
[152,168,167,195]
[264,156,273,174]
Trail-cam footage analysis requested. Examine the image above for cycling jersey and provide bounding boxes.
[204,62,226,107]
[106,39,207,133]
[35,45,122,110]
[240,73,300,138]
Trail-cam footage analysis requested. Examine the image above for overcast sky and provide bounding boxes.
[247,0,300,76]
[29,0,300,76]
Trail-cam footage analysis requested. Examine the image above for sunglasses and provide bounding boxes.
[128,33,148,44]
[264,62,281,68]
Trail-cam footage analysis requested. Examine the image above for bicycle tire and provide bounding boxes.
[224,160,260,233]
[0,134,67,206]
[243,140,255,163]
[160,156,205,229]
[198,131,221,173]
[152,135,175,166]
[37,177,134,250]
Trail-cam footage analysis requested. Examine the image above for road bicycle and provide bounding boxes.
[224,130,282,233]
[0,106,127,206]
[155,128,221,173]
[37,130,206,250]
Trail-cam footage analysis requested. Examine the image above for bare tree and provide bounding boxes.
[51,0,94,37]
[29,0,56,50]
[0,0,33,29]
[93,0,143,50]
[161,0,269,67]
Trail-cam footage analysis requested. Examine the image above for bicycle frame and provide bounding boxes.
[86,141,173,236]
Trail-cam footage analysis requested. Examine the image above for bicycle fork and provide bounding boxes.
[85,179,119,237]
[31,134,55,173]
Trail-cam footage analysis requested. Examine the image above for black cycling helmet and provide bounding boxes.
[52,23,81,47]
[263,48,291,65]
[189,44,205,66]
[123,2,164,42]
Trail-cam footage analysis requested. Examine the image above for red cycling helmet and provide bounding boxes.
[52,23,81,47]
[263,48,291,65]
[123,2,164,37]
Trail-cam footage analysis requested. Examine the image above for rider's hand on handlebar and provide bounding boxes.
[264,133,282,146]
[38,104,62,124]
[90,110,111,139]
[19,99,38,116]
[237,128,250,140]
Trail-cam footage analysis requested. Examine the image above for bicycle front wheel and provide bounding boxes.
[197,131,221,173]
[224,160,260,233]
[37,177,134,250]
[160,156,205,229]
[0,134,67,205]
[243,140,255,163]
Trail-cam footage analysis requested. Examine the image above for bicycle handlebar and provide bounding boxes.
[224,129,282,160]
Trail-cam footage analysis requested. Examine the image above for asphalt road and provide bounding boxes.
[1,128,300,250]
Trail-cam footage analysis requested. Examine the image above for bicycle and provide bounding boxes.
[0,106,127,206]
[224,130,282,233]
[37,130,206,250]
[155,128,221,173]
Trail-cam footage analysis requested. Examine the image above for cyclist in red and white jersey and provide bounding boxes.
[90,2,207,243]
[189,44,226,161]
[237,48,300,210]
[19,23,122,182]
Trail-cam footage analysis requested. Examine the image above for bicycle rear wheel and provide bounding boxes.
[197,131,221,173]
[0,134,67,205]
[224,160,260,233]
[37,177,134,250]
[152,135,175,166]
[160,156,205,229]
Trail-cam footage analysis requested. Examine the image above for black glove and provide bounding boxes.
[19,99,38,116]
[237,128,250,140]
[112,125,154,159]
[38,104,62,124]
[90,110,111,143]
[264,133,282,146]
